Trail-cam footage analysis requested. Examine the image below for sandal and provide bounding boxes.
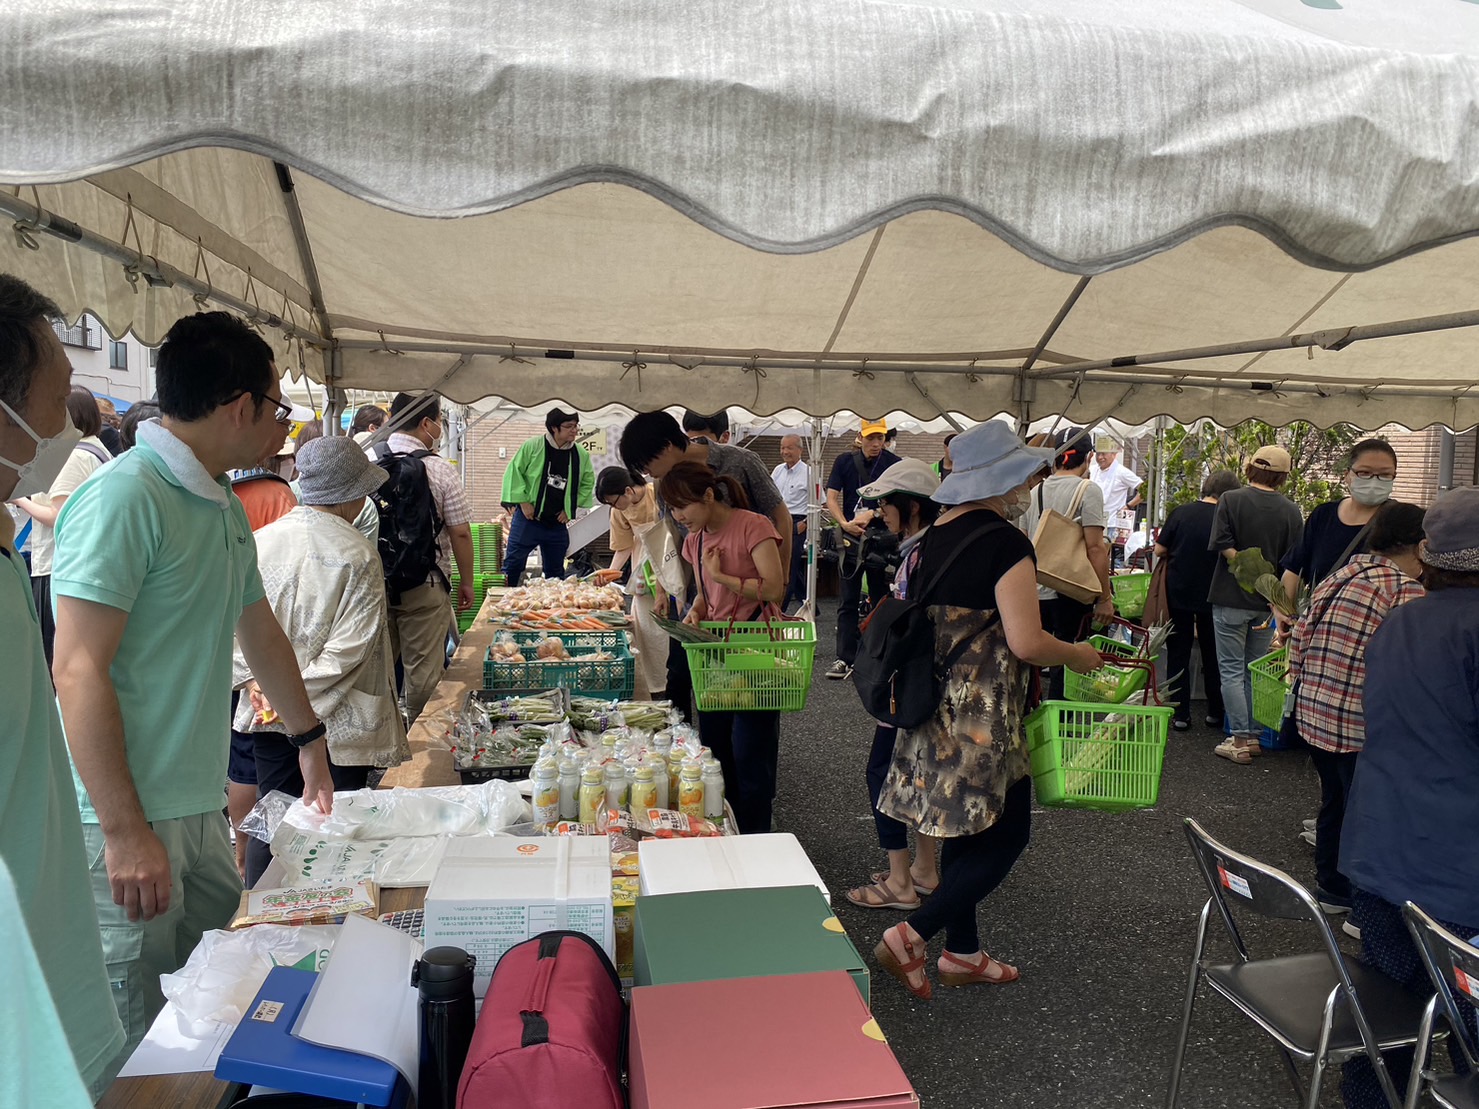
[846,878,921,912]
[1213,738,1255,765]
[870,871,939,898]
[937,950,1020,987]
[875,924,932,1001]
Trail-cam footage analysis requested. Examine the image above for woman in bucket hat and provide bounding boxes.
[231,436,410,885]
[871,422,1100,1000]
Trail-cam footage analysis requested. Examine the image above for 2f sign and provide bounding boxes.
[575,427,607,453]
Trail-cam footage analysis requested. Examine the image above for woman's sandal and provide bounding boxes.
[870,870,939,897]
[937,950,1020,987]
[875,924,932,1001]
[846,878,921,911]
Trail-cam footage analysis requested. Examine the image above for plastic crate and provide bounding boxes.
[1110,572,1152,620]
[482,643,634,699]
[1063,635,1151,705]
[470,521,502,574]
[450,571,506,633]
[683,621,817,713]
[1249,647,1290,732]
[500,628,630,653]
[1025,700,1174,812]
[451,688,568,783]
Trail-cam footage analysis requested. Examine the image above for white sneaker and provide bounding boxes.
[826,660,852,680]
[1300,830,1317,848]
[1302,818,1317,832]
[1342,920,1362,940]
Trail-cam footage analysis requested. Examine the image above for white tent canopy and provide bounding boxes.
[4,0,1478,429]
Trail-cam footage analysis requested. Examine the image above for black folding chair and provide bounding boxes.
[1402,902,1479,1109]
[1167,818,1428,1109]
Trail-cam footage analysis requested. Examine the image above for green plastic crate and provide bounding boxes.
[1110,572,1152,620]
[1063,635,1151,705]
[1025,700,1174,812]
[450,571,505,633]
[483,642,634,699]
[684,621,817,713]
[470,521,503,574]
[1249,647,1291,732]
[501,628,630,653]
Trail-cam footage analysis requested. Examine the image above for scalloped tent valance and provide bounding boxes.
[3,0,1478,430]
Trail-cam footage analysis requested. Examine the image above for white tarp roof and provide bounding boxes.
[3,0,1478,430]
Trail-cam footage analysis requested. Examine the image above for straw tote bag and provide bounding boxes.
[1032,480,1101,603]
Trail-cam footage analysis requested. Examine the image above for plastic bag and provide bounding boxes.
[238,789,326,844]
[160,925,339,1035]
[269,824,452,887]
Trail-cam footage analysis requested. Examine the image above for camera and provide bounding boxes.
[837,521,900,579]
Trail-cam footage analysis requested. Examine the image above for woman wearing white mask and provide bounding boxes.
[1277,439,1399,613]
[1020,429,1114,700]
[871,422,1100,1000]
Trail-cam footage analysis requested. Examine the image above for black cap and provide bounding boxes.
[412,946,477,999]
[545,407,579,431]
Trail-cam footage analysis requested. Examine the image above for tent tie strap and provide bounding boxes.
[191,239,215,308]
[742,357,767,406]
[620,353,646,390]
[852,362,875,381]
[376,330,403,356]
[499,344,532,366]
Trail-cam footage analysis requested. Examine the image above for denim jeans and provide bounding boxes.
[1211,606,1274,738]
[503,512,570,586]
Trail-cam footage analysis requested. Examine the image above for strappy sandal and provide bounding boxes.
[875,924,932,1001]
[1213,738,1255,765]
[846,878,921,911]
[937,950,1020,987]
[870,870,938,897]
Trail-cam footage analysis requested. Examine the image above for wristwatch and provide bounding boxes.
[285,720,328,749]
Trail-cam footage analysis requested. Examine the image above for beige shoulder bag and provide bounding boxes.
[1032,479,1102,603]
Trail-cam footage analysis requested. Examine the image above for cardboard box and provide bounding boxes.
[637,833,828,900]
[423,836,614,997]
[634,886,868,1005]
[612,874,640,986]
[629,971,918,1109]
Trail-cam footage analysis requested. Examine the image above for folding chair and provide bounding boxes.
[1402,902,1479,1109]
[1166,818,1428,1109]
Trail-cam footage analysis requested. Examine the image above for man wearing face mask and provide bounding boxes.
[1021,428,1114,699]
[1277,439,1399,621]
[0,274,125,1101]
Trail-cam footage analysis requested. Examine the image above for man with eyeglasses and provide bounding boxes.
[51,311,337,1087]
[500,407,593,585]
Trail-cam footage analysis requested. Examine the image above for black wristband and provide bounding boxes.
[286,720,327,749]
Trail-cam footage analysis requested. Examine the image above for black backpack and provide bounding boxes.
[851,518,1008,728]
[372,445,445,602]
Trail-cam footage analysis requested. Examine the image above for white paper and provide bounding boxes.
[117,1004,234,1077]
[294,913,423,1088]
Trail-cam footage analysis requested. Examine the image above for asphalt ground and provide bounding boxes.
[771,599,1355,1109]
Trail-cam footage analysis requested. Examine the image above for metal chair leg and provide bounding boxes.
[1304,990,1339,1109]
[1403,995,1439,1109]
[1166,900,1213,1109]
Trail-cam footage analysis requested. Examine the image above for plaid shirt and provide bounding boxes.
[387,432,472,584]
[1288,554,1424,753]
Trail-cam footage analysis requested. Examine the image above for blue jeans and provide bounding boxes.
[1211,606,1274,738]
[503,512,570,586]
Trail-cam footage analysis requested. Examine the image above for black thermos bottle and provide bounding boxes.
[412,946,477,1109]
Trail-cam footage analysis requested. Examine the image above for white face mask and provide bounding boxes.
[1003,487,1032,521]
[0,398,83,501]
[1349,475,1394,507]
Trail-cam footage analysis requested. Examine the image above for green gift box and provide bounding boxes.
[633,885,869,1006]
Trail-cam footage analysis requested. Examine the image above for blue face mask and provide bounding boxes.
[0,398,82,501]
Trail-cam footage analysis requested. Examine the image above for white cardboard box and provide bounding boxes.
[423,836,614,997]
[637,833,829,901]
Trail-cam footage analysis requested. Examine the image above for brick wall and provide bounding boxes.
[1378,425,1477,507]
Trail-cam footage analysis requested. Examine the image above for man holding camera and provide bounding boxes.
[825,419,901,679]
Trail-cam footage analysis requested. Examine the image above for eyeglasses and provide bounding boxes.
[256,393,296,425]
[1351,469,1396,480]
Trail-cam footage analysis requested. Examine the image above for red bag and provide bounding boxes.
[457,931,625,1109]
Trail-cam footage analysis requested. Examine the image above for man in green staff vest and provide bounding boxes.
[500,407,595,585]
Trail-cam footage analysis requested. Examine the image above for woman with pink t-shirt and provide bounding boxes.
[658,462,785,833]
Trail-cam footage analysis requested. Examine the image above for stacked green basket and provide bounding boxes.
[451,521,506,633]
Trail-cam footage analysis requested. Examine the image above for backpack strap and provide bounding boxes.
[76,441,111,465]
[1325,521,1373,580]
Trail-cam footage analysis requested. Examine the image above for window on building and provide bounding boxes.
[109,340,128,370]
[148,346,159,368]
[53,319,100,350]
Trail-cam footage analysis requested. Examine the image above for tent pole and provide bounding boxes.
[905,372,963,432]
[0,190,328,347]
[804,413,824,622]
[272,163,333,341]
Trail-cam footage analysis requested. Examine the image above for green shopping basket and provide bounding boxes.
[1248,647,1291,732]
[684,620,816,712]
[1110,572,1152,620]
[1025,700,1174,812]
[1063,635,1152,705]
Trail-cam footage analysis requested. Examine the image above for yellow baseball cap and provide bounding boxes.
[860,418,889,438]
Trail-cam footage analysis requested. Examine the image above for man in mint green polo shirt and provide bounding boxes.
[0,274,125,1094]
[52,311,338,1087]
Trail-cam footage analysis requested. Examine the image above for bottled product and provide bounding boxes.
[701,758,726,823]
[604,762,629,812]
[647,754,670,811]
[578,765,606,824]
[628,765,659,816]
[667,751,684,805]
[531,759,560,828]
[557,757,580,821]
[678,759,704,820]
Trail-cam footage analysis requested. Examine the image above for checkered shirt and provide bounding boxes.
[1288,554,1424,753]
[388,432,471,584]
